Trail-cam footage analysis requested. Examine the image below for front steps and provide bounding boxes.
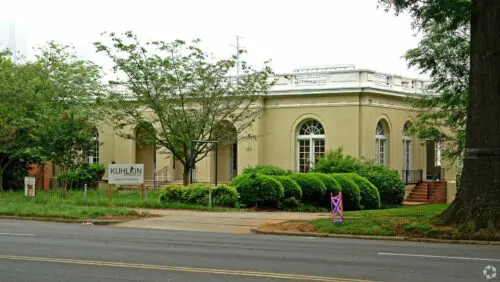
[405,181,447,204]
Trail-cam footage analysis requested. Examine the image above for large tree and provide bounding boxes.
[0,43,104,191]
[34,42,105,190]
[95,31,274,185]
[404,19,469,162]
[379,0,500,235]
[0,51,43,190]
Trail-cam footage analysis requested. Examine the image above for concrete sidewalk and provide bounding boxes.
[114,209,330,233]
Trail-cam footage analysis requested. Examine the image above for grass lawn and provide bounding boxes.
[313,204,451,237]
[0,189,239,220]
[261,204,500,240]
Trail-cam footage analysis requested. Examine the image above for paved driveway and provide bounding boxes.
[115,209,329,233]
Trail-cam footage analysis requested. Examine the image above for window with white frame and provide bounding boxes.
[375,121,388,165]
[402,123,412,170]
[89,129,99,164]
[297,119,325,172]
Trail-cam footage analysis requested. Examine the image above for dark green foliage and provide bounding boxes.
[212,184,239,208]
[58,163,105,189]
[273,175,302,200]
[313,148,362,173]
[241,165,291,176]
[312,147,404,206]
[343,173,381,210]
[358,164,405,206]
[330,174,362,211]
[288,173,326,205]
[309,173,342,208]
[281,197,300,210]
[160,185,185,203]
[230,173,284,208]
[159,184,239,208]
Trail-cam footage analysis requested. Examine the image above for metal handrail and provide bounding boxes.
[153,166,169,189]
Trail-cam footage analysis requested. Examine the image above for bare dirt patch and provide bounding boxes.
[259,220,315,233]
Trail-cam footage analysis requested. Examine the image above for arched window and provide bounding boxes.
[297,119,325,172]
[402,122,412,171]
[89,129,99,164]
[375,121,388,165]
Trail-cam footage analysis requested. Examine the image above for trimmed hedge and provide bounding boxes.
[312,147,405,206]
[342,173,380,210]
[159,184,239,208]
[273,175,302,200]
[230,173,284,208]
[310,173,342,208]
[330,173,362,211]
[288,173,326,205]
[241,165,291,176]
[358,164,404,205]
[212,185,240,208]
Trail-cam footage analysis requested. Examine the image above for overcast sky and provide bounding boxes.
[0,0,426,79]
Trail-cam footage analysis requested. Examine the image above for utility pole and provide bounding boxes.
[230,35,243,77]
[8,22,17,63]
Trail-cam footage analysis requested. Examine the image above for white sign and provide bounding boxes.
[108,164,144,184]
[24,177,36,197]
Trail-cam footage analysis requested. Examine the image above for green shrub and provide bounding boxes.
[313,147,363,173]
[241,165,291,176]
[342,173,380,210]
[357,164,404,205]
[273,175,302,200]
[160,185,185,203]
[212,184,239,208]
[288,173,326,205]
[58,163,105,189]
[311,146,404,206]
[281,197,300,209]
[309,173,342,208]
[330,174,361,211]
[230,173,284,208]
[159,184,239,208]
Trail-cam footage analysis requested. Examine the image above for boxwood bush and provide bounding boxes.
[342,173,380,210]
[159,184,239,208]
[241,165,291,176]
[358,164,404,205]
[212,184,239,208]
[230,173,284,208]
[272,175,302,200]
[160,185,186,203]
[288,173,326,205]
[312,147,404,206]
[309,173,342,208]
[330,173,362,211]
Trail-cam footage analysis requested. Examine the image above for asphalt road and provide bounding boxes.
[0,219,499,282]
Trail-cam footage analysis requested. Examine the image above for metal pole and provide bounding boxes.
[215,143,218,186]
[84,183,87,201]
[190,141,194,184]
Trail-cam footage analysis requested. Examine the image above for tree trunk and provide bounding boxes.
[183,164,191,186]
[0,173,3,192]
[440,0,500,236]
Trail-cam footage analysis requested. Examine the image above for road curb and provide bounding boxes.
[250,228,500,246]
[0,215,132,226]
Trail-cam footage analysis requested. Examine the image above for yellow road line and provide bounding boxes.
[0,254,376,282]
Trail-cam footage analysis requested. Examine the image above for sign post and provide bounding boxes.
[24,177,36,197]
[108,164,145,203]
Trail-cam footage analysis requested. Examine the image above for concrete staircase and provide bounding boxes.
[405,181,447,203]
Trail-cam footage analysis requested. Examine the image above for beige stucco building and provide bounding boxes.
[91,65,457,203]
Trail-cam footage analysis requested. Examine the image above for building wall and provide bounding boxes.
[260,94,360,171]
[89,90,455,189]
